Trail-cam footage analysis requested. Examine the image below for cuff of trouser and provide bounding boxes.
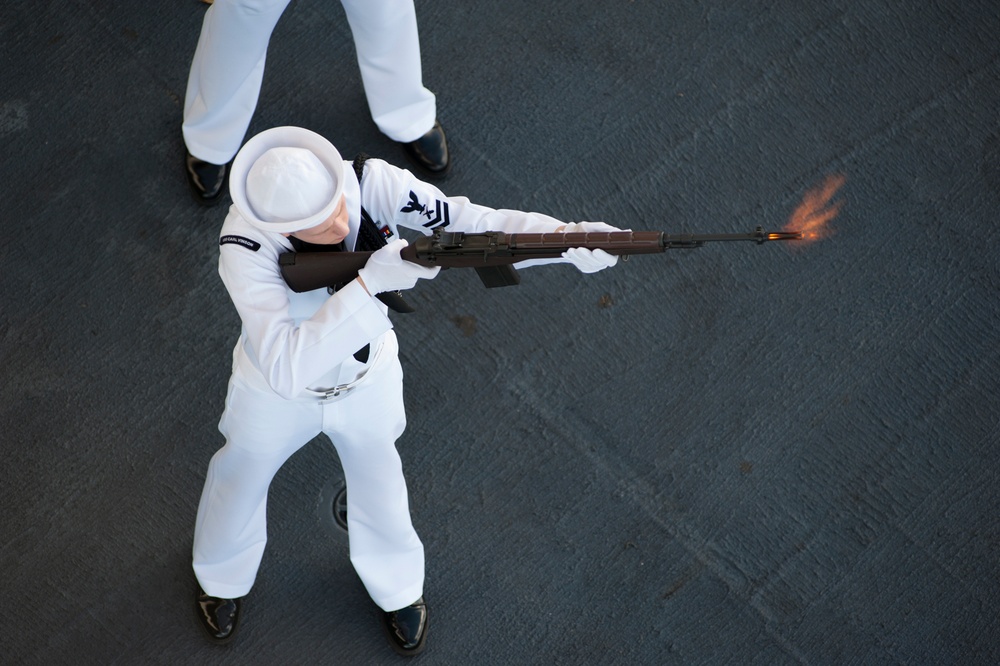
[374,583,425,613]
[183,126,241,167]
[372,99,436,143]
[194,572,254,600]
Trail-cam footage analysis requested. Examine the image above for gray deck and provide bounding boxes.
[2,1,998,663]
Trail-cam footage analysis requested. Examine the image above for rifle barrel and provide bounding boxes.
[662,226,803,246]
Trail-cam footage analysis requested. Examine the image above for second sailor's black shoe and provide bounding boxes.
[401,121,450,176]
[184,151,229,206]
[196,586,242,643]
[380,596,428,656]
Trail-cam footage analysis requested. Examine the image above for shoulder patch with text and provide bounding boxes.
[219,235,261,252]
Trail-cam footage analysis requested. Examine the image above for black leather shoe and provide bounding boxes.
[401,121,450,176]
[196,587,242,643]
[185,150,229,206]
[380,597,428,656]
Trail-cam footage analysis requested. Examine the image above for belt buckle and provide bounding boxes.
[321,384,352,401]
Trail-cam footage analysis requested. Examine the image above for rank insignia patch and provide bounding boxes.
[400,190,450,229]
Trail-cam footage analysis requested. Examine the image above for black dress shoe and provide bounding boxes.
[196,587,242,643]
[185,151,229,206]
[380,597,428,656]
[401,121,450,176]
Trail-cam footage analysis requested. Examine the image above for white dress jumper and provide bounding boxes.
[193,158,570,611]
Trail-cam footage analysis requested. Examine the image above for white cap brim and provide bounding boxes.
[230,126,345,234]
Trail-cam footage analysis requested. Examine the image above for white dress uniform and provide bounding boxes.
[192,127,603,612]
[183,0,437,165]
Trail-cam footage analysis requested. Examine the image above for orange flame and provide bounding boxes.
[783,174,845,242]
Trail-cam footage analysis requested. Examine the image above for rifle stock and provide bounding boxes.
[278,226,802,295]
[278,250,375,294]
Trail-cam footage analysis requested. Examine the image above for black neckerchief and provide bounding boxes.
[352,153,388,253]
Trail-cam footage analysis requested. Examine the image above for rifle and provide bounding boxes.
[279,226,802,303]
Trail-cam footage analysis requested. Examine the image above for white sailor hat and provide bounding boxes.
[230,126,345,234]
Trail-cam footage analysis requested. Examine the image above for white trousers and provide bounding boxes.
[182,0,437,164]
[192,334,424,612]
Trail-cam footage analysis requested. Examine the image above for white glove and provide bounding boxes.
[357,239,440,295]
[561,221,622,273]
[562,247,618,273]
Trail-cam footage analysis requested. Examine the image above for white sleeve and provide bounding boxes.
[218,236,393,399]
[362,160,571,266]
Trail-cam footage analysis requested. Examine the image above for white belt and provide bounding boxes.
[301,338,384,402]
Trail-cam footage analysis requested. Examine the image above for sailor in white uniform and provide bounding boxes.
[193,126,618,653]
[183,0,450,205]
